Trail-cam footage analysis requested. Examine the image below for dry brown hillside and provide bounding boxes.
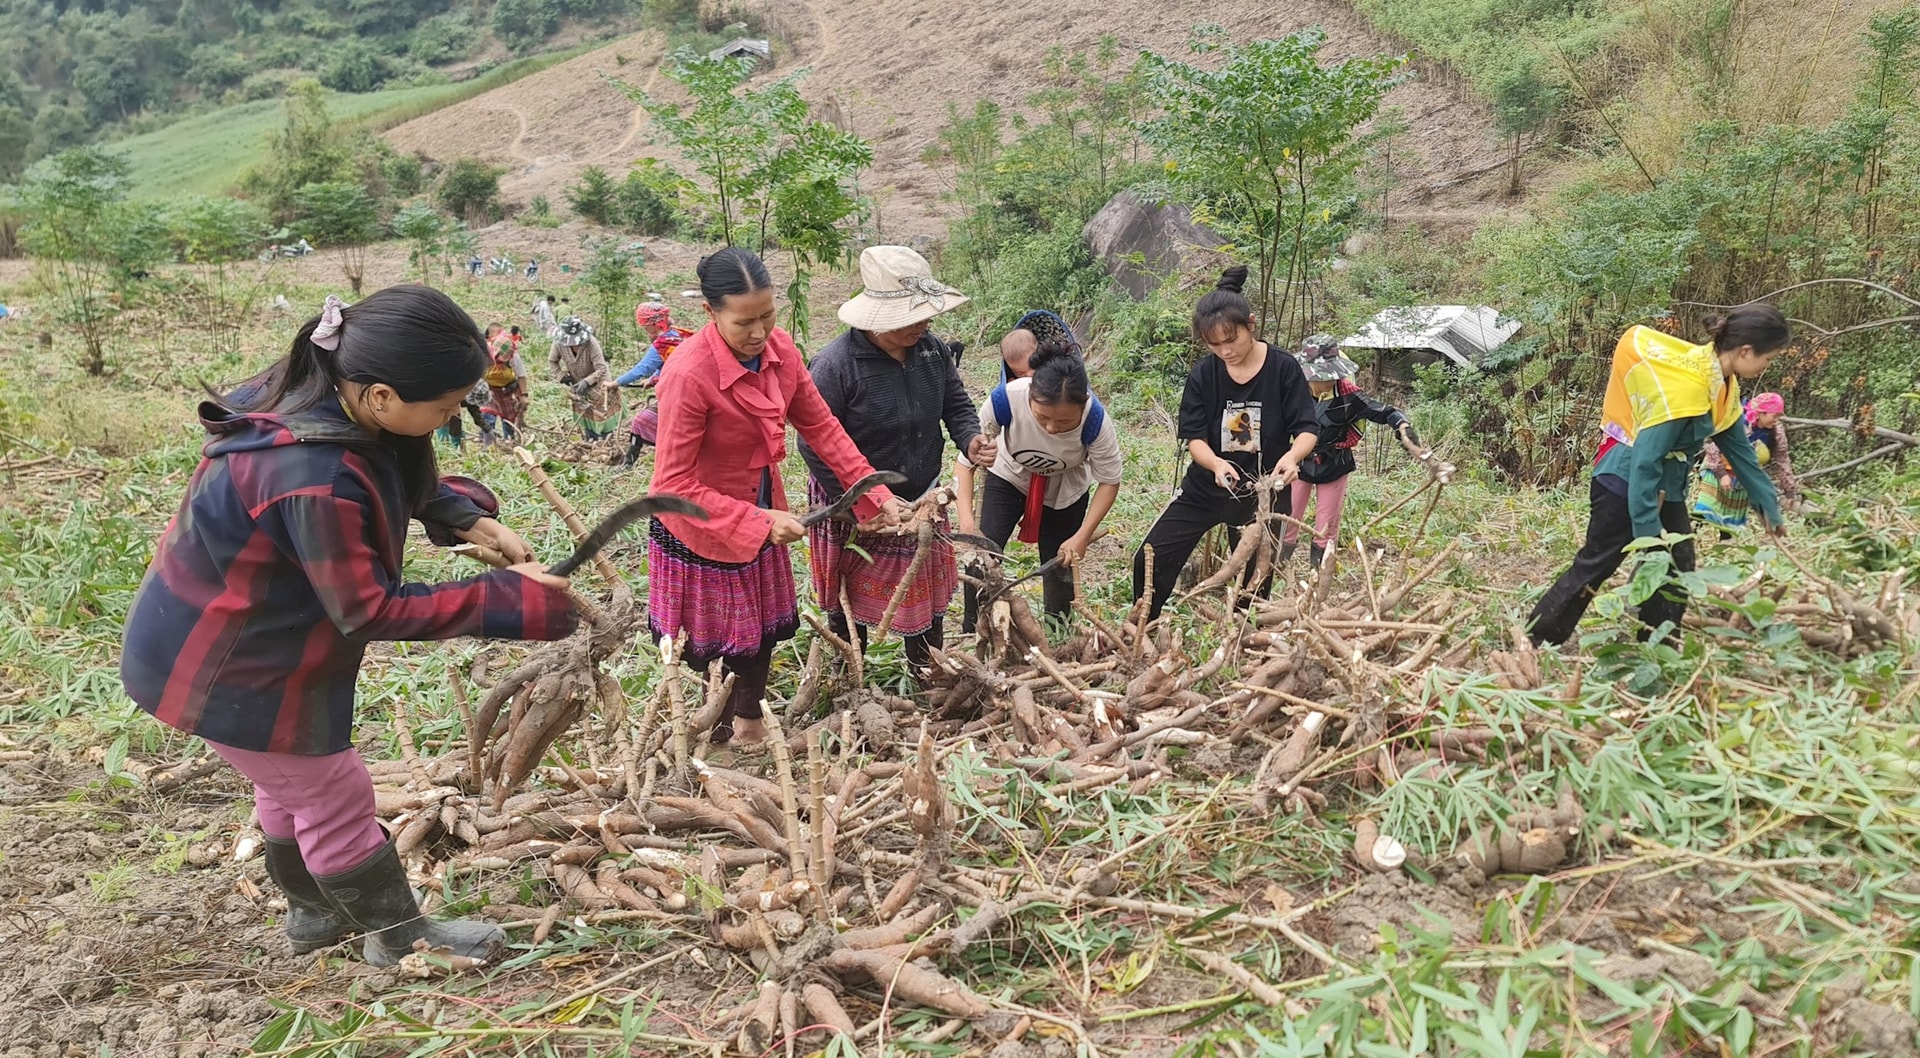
[385,0,1523,241]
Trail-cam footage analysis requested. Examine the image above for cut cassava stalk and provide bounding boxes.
[874,510,937,643]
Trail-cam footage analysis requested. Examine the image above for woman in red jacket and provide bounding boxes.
[649,248,910,745]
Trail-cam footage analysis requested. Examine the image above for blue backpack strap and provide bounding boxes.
[1081,396,1106,447]
[989,384,1012,429]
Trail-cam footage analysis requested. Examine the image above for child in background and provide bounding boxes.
[120,287,576,967]
[1696,392,1801,531]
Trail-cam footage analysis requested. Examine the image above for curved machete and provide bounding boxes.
[548,494,708,576]
[798,471,907,529]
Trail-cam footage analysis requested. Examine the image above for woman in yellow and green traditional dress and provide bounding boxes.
[1527,307,1793,646]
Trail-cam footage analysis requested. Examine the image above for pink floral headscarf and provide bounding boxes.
[1746,391,1785,425]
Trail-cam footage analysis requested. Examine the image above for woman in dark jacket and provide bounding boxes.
[798,246,995,678]
[1286,336,1437,567]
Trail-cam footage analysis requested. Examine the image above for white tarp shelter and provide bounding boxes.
[1341,305,1521,369]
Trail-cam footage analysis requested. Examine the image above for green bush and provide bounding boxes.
[491,0,561,51]
[410,14,477,64]
[565,165,619,224]
[322,42,386,93]
[437,157,505,224]
[616,170,678,234]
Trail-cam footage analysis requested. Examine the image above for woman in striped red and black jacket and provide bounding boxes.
[121,286,578,969]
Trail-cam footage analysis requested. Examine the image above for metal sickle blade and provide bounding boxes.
[546,494,708,576]
[797,471,908,529]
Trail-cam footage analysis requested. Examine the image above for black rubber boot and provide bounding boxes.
[1309,544,1326,570]
[1277,542,1299,567]
[262,836,353,955]
[314,838,504,967]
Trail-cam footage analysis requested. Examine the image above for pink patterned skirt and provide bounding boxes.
[806,477,956,637]
[647,520,799,666]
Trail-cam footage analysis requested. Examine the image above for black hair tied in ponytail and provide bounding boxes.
[1027,339,1090,408]
[1192,265,1256,345]
[221,285,489,511]
[1700,304,1791,356]
[697,246,774,308]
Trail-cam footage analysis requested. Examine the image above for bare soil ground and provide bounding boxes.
[384,0,1528,241]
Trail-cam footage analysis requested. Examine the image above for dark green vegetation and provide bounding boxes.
[0,0,643,180]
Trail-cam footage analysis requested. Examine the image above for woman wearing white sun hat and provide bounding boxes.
[797,246,998,681]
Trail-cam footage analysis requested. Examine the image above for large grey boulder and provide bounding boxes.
[1082,190,1226,301]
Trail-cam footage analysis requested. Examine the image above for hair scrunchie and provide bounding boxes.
[310,295,348,351]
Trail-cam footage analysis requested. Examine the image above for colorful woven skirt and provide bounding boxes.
[647,519,799,666]
[489,385,528,433]
[806,477,956,636]
[571,388,623,440]
[1692,467,1751,529]
[629,407,659,444]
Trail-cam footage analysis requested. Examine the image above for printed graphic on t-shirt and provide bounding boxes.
[1012,448,1066,475]
[1220,402,1262,454]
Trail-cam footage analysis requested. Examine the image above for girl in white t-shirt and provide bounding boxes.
[956,342,1123,631]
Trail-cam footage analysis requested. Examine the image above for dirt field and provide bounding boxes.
[384,0,1525,241]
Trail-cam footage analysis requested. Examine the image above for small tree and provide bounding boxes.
[566,165,619,225]
[11,146,164,375]
[392,203,448,286]
[438,157,504,226]
[294,180,382,295]
[1139,28,1403,341]
[1489,60,1562,196]
[615,50,872,344]
[578,236,644,358]
[167,196,269,355]
[243,79,355,222]
[442,222,479,286]
[617,168,679,235]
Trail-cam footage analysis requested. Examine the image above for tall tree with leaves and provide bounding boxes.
[614,50,872,344]
[10,147,166,375]
[1139,28,1403,342]
[294,180,383,295]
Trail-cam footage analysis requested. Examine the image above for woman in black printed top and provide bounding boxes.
[1130,267,1321,622]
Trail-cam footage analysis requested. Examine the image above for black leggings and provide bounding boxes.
[828,613,944,674]
[961,474,1090,632]
[687,643,775,724]
[1527,480,1696,646]
[1130,489,1266,623]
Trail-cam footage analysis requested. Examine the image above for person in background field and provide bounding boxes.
[618,301,689,388]
[1286,336,1437,569]
[438,378,497,449]
[798,246,992,680]
[549,317,622,441]
[119,287,577,968]
[956,339,1122,632]
[1696,391,1801,533]
[1131,266,1321,622]
[1527,307,1792,647]
[484,323,530,443]
[531,292,558,340]
[649,247,910,745]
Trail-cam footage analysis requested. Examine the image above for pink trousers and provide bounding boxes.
[1285,476,1351,549]
[209,743,388,875]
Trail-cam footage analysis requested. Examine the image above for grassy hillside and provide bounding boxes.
[114,46,603,200]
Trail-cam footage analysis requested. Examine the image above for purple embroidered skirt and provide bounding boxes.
[647,519,799,666]
[805,478,956,637]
